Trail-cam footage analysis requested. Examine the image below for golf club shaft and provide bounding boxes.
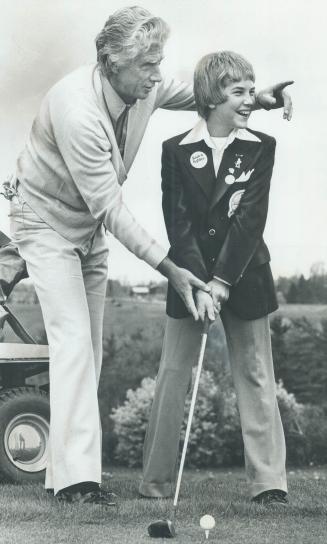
[173,316,210,508]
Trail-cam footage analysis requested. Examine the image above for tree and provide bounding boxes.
[272,316,327,407]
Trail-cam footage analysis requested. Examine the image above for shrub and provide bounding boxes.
[298,404,327,465]
[98,327,164,461]
[98,321,228,462]
[110,377,155,467]
[110,369,309,468]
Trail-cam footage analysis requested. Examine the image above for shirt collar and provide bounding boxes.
[179,118,261,148]
[100,72,129,124]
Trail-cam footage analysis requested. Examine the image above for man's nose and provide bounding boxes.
[150,65,162,83]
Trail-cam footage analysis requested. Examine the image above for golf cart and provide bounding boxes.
[0,229,50,484]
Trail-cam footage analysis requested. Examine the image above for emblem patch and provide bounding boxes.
[225,168,255,185]
[190,151,208,169]
[228,190,245,217]
[235,169,254,183]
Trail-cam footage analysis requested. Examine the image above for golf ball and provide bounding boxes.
[200,515,216,530]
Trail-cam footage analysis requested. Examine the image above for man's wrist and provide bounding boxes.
[156,255,173,278]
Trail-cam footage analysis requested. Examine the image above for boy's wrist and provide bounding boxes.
[212,275,231,287]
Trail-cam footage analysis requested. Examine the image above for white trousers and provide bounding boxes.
[10,194,108,494]
[140,310,287,498]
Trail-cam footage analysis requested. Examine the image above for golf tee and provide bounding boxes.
[205,529,209,539]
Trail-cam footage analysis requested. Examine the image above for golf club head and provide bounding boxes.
[148,519,176,538]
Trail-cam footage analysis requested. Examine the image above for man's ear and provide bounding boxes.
[106,57,119,74]
[111,63,119,74]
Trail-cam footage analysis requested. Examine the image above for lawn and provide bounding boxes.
[3,300,327,343]
[0,467,327,544]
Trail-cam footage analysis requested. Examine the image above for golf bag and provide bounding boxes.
[0,231,28,303]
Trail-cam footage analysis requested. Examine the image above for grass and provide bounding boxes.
[3,300,327,343]
[0,467,327,543]
[2,301,327,543]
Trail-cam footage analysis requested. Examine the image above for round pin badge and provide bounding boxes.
[225,174,236,185]
[190,151,208,169]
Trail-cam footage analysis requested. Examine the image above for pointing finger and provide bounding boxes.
[273,80,294,92]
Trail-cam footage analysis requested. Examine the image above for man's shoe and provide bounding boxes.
[57,488,117,506]
[251,489,288,505]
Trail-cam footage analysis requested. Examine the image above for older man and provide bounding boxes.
[4,6,292,504]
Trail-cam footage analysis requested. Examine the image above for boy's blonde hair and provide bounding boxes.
[194,51,255,119]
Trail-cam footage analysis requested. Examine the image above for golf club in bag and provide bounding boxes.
[148,315,211,538]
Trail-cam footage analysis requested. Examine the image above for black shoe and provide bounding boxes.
[251,489,288,505]
[57,488,117,506]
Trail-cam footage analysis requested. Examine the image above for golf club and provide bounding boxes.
[148,315,211,538]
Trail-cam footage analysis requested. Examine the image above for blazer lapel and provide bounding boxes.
[179,141,215,200]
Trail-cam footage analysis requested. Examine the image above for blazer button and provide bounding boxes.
[208,228,216,236]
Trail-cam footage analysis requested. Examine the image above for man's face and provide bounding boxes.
[110,44,164,104]
[210,79,256,133]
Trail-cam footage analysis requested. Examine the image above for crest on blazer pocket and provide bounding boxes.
[228,189,245,217]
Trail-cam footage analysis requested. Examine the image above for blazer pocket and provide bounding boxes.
[247,242,271,270]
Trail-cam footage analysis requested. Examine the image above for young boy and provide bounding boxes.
[139,51,288,505]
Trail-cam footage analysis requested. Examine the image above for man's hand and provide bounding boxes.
[207,278,230,312]
[157,257,210,320]
[195,291,216,322]
[256,81,294,121]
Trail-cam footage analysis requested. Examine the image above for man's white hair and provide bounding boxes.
[95,6,170,75]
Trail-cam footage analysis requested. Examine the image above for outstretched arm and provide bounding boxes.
[255,81,294,120]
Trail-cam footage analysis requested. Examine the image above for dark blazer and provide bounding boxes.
[162,126,278,320]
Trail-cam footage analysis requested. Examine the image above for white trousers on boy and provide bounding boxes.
[10,194,108,494]
[140,309,287,499]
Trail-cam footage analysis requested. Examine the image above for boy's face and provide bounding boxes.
[209,79,255,133]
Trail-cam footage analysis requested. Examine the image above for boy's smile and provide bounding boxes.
[207,79,256,136]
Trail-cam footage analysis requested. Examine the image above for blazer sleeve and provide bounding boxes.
[212,137,276,285]
[162,141,209,282]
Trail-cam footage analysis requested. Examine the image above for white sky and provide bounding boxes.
[0,0,326,283]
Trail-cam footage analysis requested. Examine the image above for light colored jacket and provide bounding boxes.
[16,64,194,268]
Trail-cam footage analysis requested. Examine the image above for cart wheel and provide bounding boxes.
[0,387,50,483]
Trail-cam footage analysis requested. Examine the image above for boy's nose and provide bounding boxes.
[243,93,255,106]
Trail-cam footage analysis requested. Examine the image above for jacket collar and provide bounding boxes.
[179,118,261,148]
